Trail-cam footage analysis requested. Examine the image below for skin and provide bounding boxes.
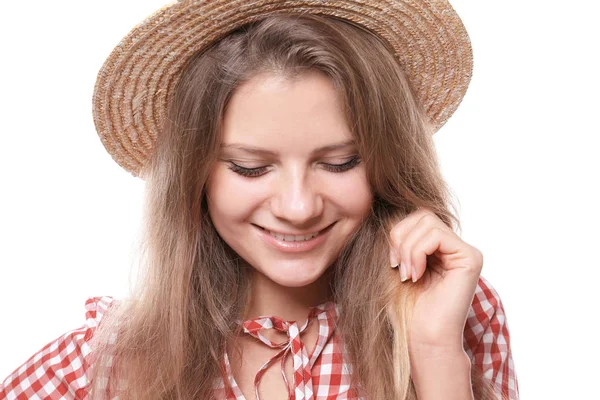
[206,70,373,399]
[206,70,481,399]
[206,70,372,323]
[390,209,483,399]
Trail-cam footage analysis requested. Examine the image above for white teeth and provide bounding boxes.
[269,231,319,242]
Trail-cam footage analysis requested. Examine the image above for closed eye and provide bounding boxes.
[227,163,268,178]
[227,156,361,178]
[322,156,361,172]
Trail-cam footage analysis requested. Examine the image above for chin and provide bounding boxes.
[260,260,331,288]
[271,275,321,288]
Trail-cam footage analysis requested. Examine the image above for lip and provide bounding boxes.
[255,224,331,237]
[253,223,335,253]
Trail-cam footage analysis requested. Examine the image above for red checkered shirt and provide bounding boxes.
[0,276,518,399]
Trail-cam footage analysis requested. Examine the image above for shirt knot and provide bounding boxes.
[239,303,337,400]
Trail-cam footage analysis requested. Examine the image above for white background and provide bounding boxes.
[1,1,598,398]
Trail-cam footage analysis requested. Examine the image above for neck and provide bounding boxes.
[245,268,332,323]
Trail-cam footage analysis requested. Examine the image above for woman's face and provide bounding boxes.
[206,70,373,288]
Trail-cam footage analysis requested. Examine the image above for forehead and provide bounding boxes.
[221,71,353,150]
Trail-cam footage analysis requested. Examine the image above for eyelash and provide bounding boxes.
[227,156,361,178]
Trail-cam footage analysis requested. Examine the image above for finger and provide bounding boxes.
[395,212,447,281]
[389,208,452,253]
[411,228,478,282]
[410,227,445,282]
[390,211,430,279]
[390,247,400,269]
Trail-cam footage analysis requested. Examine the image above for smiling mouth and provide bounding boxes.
[253,223,335,242]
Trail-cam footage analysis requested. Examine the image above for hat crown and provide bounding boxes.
[92,0,473,177]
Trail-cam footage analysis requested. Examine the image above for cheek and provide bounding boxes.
[325,171,373,216]
[206,168,239,225]
[206,167,265,223]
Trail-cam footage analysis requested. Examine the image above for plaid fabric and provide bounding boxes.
[1,277,518,399]
[0,296,113,400]
[215,302,360,399]
[464,277,519,399]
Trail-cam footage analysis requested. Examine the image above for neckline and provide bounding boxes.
[240,301,336,325]
[224,301,338,400]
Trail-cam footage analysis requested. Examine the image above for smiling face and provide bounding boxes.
[206,70,373,288]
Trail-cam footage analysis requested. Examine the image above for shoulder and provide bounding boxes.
[84,295,118,330]
[0,296,119,399]
[79,295,118,344]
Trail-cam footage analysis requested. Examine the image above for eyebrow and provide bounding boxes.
[220,140,357,156]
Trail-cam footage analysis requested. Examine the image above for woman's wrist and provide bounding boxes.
[410,347,473,400]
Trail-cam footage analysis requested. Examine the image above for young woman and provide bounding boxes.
[0,1,517,399]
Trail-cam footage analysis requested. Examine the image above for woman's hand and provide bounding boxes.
[389,208,483,352]
[389,208,482,399]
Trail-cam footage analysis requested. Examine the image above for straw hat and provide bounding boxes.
[92,0,473,177]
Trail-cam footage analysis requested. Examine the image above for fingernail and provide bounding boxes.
[411,266,417,282]
[390,251,399,268]
[400,263,408,282]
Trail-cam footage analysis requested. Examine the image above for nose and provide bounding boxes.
[271,166,324,226]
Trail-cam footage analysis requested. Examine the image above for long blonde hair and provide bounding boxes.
[90,13,499,399]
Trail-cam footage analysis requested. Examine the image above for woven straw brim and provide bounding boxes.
[92,0,473,177]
